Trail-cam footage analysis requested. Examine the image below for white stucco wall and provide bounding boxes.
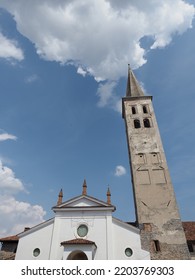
[15,198,150,260]
[15,219,54,260]
[112,218,150,260]
[49,210,113,259]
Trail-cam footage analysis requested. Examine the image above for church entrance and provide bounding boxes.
[67,250,88,260]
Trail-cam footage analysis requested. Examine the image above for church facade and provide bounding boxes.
[14,182,149,260]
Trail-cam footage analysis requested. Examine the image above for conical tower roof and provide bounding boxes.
[126,65,145,97]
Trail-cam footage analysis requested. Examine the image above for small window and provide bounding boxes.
[33,248,40,257]
[77,224,88,237]
[125,248,133,257]
[143,105,148,114]
[188,243,193,252]
[132,106,136,114]
[153,240,160,252]
[143,118,150,128]
[134,119,141,129]
[187,242,195,253]
[143,223,152,232]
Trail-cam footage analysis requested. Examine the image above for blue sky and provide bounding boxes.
[0,0,195,237]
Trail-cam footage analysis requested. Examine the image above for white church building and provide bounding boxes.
[15,180,150,260]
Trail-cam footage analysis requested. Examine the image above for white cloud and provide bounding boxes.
[0,32,24,61]
[0,129,46,237]
[0,156,13,166]
[0,161,46,237]
[0,195,46,237]
[25,74,39,83]
[0,160,24,194]
[97,81,123,113]
[0,0,194,108]
[0,130,17,141]
[77,66,87,77]
[97,81,117,107]
[115,165,126,177]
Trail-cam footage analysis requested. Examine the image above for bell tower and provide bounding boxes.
[122,65,190,259]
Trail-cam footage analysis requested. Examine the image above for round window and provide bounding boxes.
[33,248,40,257]
[77,224,88,237]
[125,248,133,257]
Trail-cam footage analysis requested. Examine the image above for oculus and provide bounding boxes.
[125,248,133,257]
[77,224,88,237]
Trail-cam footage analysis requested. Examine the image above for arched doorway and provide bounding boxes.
[67,250,88,260]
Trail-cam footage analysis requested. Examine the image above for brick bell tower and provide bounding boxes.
[122,65,190,259]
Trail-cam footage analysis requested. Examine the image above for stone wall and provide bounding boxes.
[140,222,190,260]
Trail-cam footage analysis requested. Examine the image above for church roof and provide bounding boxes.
[182,222,195,241]
[0,234,19,242]
[126,65,145,97]
[16,218,54,238]
[61,238,96,246]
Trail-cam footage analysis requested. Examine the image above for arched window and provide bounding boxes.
[67,250,88,260]
[132,106,136,114]
[143,105,148,114]
[143,118,150,128]
[134,119,141,129]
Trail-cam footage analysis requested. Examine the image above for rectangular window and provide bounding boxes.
[143,105,148,114]
[143,223,152,232]
[153,240,161,252]
[132,106,137,114]
[187,242,195,253]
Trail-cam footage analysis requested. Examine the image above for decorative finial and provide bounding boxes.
[57,188,63,205]
[128,63,131,72]
[107,186,111,205]
[82,179,87,195]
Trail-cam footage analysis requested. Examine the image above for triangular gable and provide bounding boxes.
[54,195,113,208]
[52,195,115,212]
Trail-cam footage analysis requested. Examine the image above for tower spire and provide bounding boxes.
[57,188,63,205]
[126,64,145,97]
[82,179,87,195]
[106,187,111,205]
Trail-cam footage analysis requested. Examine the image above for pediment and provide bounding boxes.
[52,195,115,210]
[62,196,107,208]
